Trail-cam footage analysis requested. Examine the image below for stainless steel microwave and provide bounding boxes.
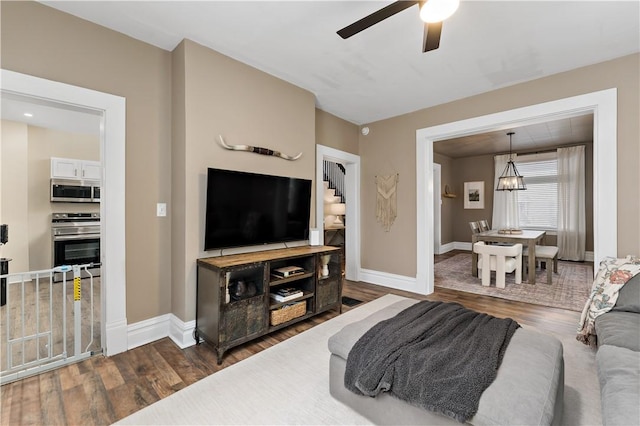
[50,179,100,203]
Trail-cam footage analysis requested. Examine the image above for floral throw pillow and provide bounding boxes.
[577,255,640,346]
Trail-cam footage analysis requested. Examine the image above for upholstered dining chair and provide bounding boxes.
[473,241,523,289]
[523,245,559,284]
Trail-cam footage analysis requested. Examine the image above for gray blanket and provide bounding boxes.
[344,300,520,423]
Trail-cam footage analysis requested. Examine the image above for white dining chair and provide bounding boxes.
[473,241,523,289]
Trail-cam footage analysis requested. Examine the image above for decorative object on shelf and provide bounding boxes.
[270,301,306,326]
[216,135,302,161]
[375,174,398,232]
[496,132,526,191]
[272,265,305,278]
[270,287,303,302]
[320,254,331,277]
[228,279,257,301]
[443,184,457,198]
[329,203,346,226]
[498,228,523,235]
[464,181,485,209]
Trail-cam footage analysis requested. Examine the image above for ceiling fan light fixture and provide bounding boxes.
[496,132,527,191]
[419,0,460,23]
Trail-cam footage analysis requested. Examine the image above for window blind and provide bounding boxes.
[516,157,558,230]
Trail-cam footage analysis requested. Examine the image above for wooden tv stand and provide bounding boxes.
[195,245,343,363]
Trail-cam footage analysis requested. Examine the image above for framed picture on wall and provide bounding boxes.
[464,181,484,209]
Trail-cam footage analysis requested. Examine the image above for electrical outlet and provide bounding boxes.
[157,203,167,217]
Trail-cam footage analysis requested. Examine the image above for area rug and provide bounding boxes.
[435,253,593,312]
[116,294,600,426]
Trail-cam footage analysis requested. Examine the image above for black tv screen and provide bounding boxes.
[204,168,312,250]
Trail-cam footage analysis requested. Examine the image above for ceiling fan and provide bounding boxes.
[337,0,460,53]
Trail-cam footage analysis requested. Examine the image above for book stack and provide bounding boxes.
[270,287,303,302]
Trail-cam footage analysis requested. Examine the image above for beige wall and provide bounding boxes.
[361,54,639,277]
[315,109,359,155]
[1,1,173,324]
[171,39,316,321]
[449,154,495,242]
[0,121,29,274]
[433,153,454,244]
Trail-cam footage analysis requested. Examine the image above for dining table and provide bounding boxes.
[471,229,547,284]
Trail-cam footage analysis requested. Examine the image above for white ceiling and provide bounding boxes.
[1,92,102,136]
[40,1,640,126]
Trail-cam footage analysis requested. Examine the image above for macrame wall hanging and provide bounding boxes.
[216,135,302,161]
[375,174,398,232]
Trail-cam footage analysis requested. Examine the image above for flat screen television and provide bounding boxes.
[204,168,312,251]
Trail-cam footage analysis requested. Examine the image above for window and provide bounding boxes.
[516,152,558,230]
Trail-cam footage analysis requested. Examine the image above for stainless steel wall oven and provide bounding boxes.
[51,212,100,279]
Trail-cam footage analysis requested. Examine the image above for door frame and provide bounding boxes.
[433,163,442,255]
[316,145,361,281]
[416,88,617,294]
[1,69,128,355]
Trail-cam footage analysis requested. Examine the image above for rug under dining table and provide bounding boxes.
[434,253,593,312]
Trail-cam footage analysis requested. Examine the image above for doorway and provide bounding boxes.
[1,69,128,359]
[316,145,361,282]
[416,89,617,295]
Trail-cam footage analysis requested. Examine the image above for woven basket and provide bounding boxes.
[270,301,306,326]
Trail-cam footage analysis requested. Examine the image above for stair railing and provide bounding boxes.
[323,160,346,203]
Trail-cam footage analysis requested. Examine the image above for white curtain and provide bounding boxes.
[492,154,519,230]
[557,145,586,260]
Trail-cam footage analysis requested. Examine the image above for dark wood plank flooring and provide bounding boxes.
[1,252,582,425]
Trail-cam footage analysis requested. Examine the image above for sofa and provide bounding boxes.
[594,272,640,425]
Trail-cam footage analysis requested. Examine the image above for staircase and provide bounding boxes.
[323,181,345,229]
[323,161,345,203]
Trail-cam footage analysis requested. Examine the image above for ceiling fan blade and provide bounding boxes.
[337,1,419,39]
[423,21,442,52]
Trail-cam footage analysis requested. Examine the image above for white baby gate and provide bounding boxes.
[0,264,99,384]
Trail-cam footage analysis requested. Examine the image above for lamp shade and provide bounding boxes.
[329,203,346,226]
[496,161,527,191]
[329,203,346,216]
[496,132,526,191]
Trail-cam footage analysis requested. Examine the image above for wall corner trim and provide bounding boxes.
[127,313,197,351]
[359,268,423,294]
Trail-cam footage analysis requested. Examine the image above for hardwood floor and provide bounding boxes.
[1,253,583,425]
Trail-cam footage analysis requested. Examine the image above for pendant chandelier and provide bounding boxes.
[496,131,526,191]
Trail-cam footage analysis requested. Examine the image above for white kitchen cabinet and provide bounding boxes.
[80,161,101,180]
[51,158,101,181]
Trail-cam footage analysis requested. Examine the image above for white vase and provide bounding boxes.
[320,254,331,277]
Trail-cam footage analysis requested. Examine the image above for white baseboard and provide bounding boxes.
[437,242,455,254]
[127,313,197,350]
[585,251,594,262]
[105,318,128,356]
[127,314,171,350]
[359,268,417,293]
[438,242,473,253]
[169,315,197,349]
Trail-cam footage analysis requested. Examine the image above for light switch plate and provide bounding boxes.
[157,203,167,217]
